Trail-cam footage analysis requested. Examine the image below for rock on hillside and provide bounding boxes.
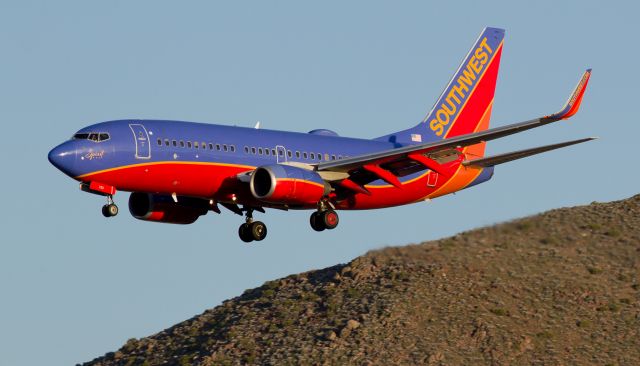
[83,195,640,366]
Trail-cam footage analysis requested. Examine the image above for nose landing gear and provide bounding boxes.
[238,208,267,242]
[102,195,118,217]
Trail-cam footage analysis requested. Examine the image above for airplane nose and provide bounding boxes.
[48,142,77,175]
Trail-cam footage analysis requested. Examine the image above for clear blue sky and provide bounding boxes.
[1,1,636,365]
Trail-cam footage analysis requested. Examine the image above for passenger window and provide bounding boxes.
[331,155,336,160]
[187,141,192,148]
[287,150,292,158]
[264,148,270,156]
[303,152,308,159]
[157,138,162,146]
[258,147,263,155]
[310,152,315,160]
[164,139,170,146]
[216,144,221,151]
[172,140,177,147]
[271,149,276,156]
[251,147,256,154]
[324,153,329,161]
[295,151,300,158]
[180,140,185,148]
[230,145,236,152]
[223,145,228,152]
[318,153,322,160]
[209,143,213,150]
[244,146,249,153]
[278,150,284,156]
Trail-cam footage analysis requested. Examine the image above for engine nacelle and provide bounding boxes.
[250,164,330,206]
[128,192,209,224]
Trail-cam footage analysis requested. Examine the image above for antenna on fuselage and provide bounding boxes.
[254,121,261,129]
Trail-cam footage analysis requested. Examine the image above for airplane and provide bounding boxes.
[48,27,593,243]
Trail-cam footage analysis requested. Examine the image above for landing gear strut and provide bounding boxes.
[102,195,118,217]
[310,200,339,232]
[238,208,267,243]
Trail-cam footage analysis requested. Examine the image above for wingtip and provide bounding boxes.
[546,69,592,120]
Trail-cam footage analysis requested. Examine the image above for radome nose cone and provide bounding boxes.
[48,143,77,174]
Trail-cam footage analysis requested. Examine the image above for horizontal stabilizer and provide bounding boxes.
[462,137,596,168]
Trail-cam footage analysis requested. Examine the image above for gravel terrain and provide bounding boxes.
[83,195,640,366]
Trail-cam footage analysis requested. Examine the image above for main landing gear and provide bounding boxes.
[101,195,118,218]
[238,208,267,243]
[310,200,339,232]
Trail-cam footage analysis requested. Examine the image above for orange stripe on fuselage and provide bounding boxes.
[76,160,255,180]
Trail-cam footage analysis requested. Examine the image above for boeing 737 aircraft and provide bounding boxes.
[49,27,593,242]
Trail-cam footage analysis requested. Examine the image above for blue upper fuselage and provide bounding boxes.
[48,119,411,181]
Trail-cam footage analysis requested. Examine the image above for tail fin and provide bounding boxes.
[376,27,505,145]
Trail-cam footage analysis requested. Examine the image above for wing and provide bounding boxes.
[462,137,596,168]
[317,69,592,191]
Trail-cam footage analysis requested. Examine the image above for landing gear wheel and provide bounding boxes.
[238,223,253,243]
[250,221,267,241]
[102,203,118,217]
[310,212,326,232]
[322,210,339,230]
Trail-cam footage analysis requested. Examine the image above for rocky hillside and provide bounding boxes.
[83,195,640,366]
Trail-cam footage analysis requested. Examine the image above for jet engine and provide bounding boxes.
[128,192,209,224]
[249,164,330,206]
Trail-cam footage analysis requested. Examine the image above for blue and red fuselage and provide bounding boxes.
[48,119,493,211]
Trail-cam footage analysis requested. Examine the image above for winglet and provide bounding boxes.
[546,69,592,120]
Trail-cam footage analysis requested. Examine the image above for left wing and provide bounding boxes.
[316,69,592,189]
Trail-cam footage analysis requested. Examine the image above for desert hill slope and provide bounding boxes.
[83,195,640,366]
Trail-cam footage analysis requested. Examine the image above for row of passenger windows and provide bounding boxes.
[243,146,347,161]
[157,138,236,153]
[156,137,346,161]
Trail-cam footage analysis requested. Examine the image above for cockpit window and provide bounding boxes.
[73,132,110,142]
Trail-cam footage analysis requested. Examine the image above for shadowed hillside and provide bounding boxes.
[83,195,640,366]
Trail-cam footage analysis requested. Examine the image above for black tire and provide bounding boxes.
[107,204,119,217]
[250,221,267,241]
[310,212,325,232]
[322,210,339,230]
[101,205,110,217]
[238,223,253,243]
